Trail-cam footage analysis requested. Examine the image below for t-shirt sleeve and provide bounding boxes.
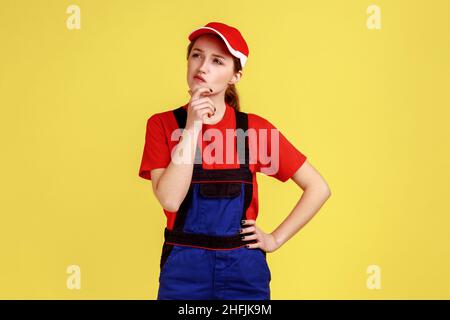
[254,115,307,182]
[138,114,171,180]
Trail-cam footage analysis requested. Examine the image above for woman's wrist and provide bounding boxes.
[270,232,284,250]
[185,119,202,135]
[173,124,201,164]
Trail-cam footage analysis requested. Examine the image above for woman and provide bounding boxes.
[139,22,331,300]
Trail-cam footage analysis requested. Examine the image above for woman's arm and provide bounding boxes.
[150,86,215,212]
[271,160,331,247]
[150,124,201,212]
[242,160,331,252]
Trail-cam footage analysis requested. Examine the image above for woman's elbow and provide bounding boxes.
[305,180,331,200]
[159,197,180,213]
[155,190,181,212]
[324,184,331,199]
[320,180,332,200]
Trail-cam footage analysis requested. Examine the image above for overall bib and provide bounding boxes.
[157,106,271,300]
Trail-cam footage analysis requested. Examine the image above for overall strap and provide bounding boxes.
[172,106,187,128]
[234,110,249,169]
[173,107,202,164]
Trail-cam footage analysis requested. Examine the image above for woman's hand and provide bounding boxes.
[240,220,280,253]
[186,86,216,129]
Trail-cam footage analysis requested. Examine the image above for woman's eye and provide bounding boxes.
[191,53,222,65]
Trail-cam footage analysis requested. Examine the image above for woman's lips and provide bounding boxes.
[194,76,206,83]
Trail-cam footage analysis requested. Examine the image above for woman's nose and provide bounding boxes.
[198,59,209,72]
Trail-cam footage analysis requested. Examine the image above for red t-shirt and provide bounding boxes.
[138,102,307,226]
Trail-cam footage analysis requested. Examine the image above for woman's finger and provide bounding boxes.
[190,97,213,108]
[240,226,256,234]
[242,220,256,226]
[194,104,215,117]
[198,107,215,119]
[192,103,214,111]
[241,233,258,241]
[245,240,261,249]
[191,86,213,101]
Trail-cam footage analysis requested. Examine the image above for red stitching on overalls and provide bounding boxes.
[191,180,252,184]
[165,242,248,251]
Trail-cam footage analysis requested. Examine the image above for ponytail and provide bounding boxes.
[225,83,240,112]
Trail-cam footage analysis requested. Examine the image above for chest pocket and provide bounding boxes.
[199,182,242,199]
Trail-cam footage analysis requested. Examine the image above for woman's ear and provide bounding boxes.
[228,70,243,85]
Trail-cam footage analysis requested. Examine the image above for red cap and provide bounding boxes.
[188,22,249,68]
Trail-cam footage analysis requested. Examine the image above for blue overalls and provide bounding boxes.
[157,106,271,300]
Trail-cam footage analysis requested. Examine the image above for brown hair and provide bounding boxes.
[187,35,242,111]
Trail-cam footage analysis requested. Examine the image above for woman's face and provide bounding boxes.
[187,34,241,95]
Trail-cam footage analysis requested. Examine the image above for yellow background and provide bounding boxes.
[1,0,449,299]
